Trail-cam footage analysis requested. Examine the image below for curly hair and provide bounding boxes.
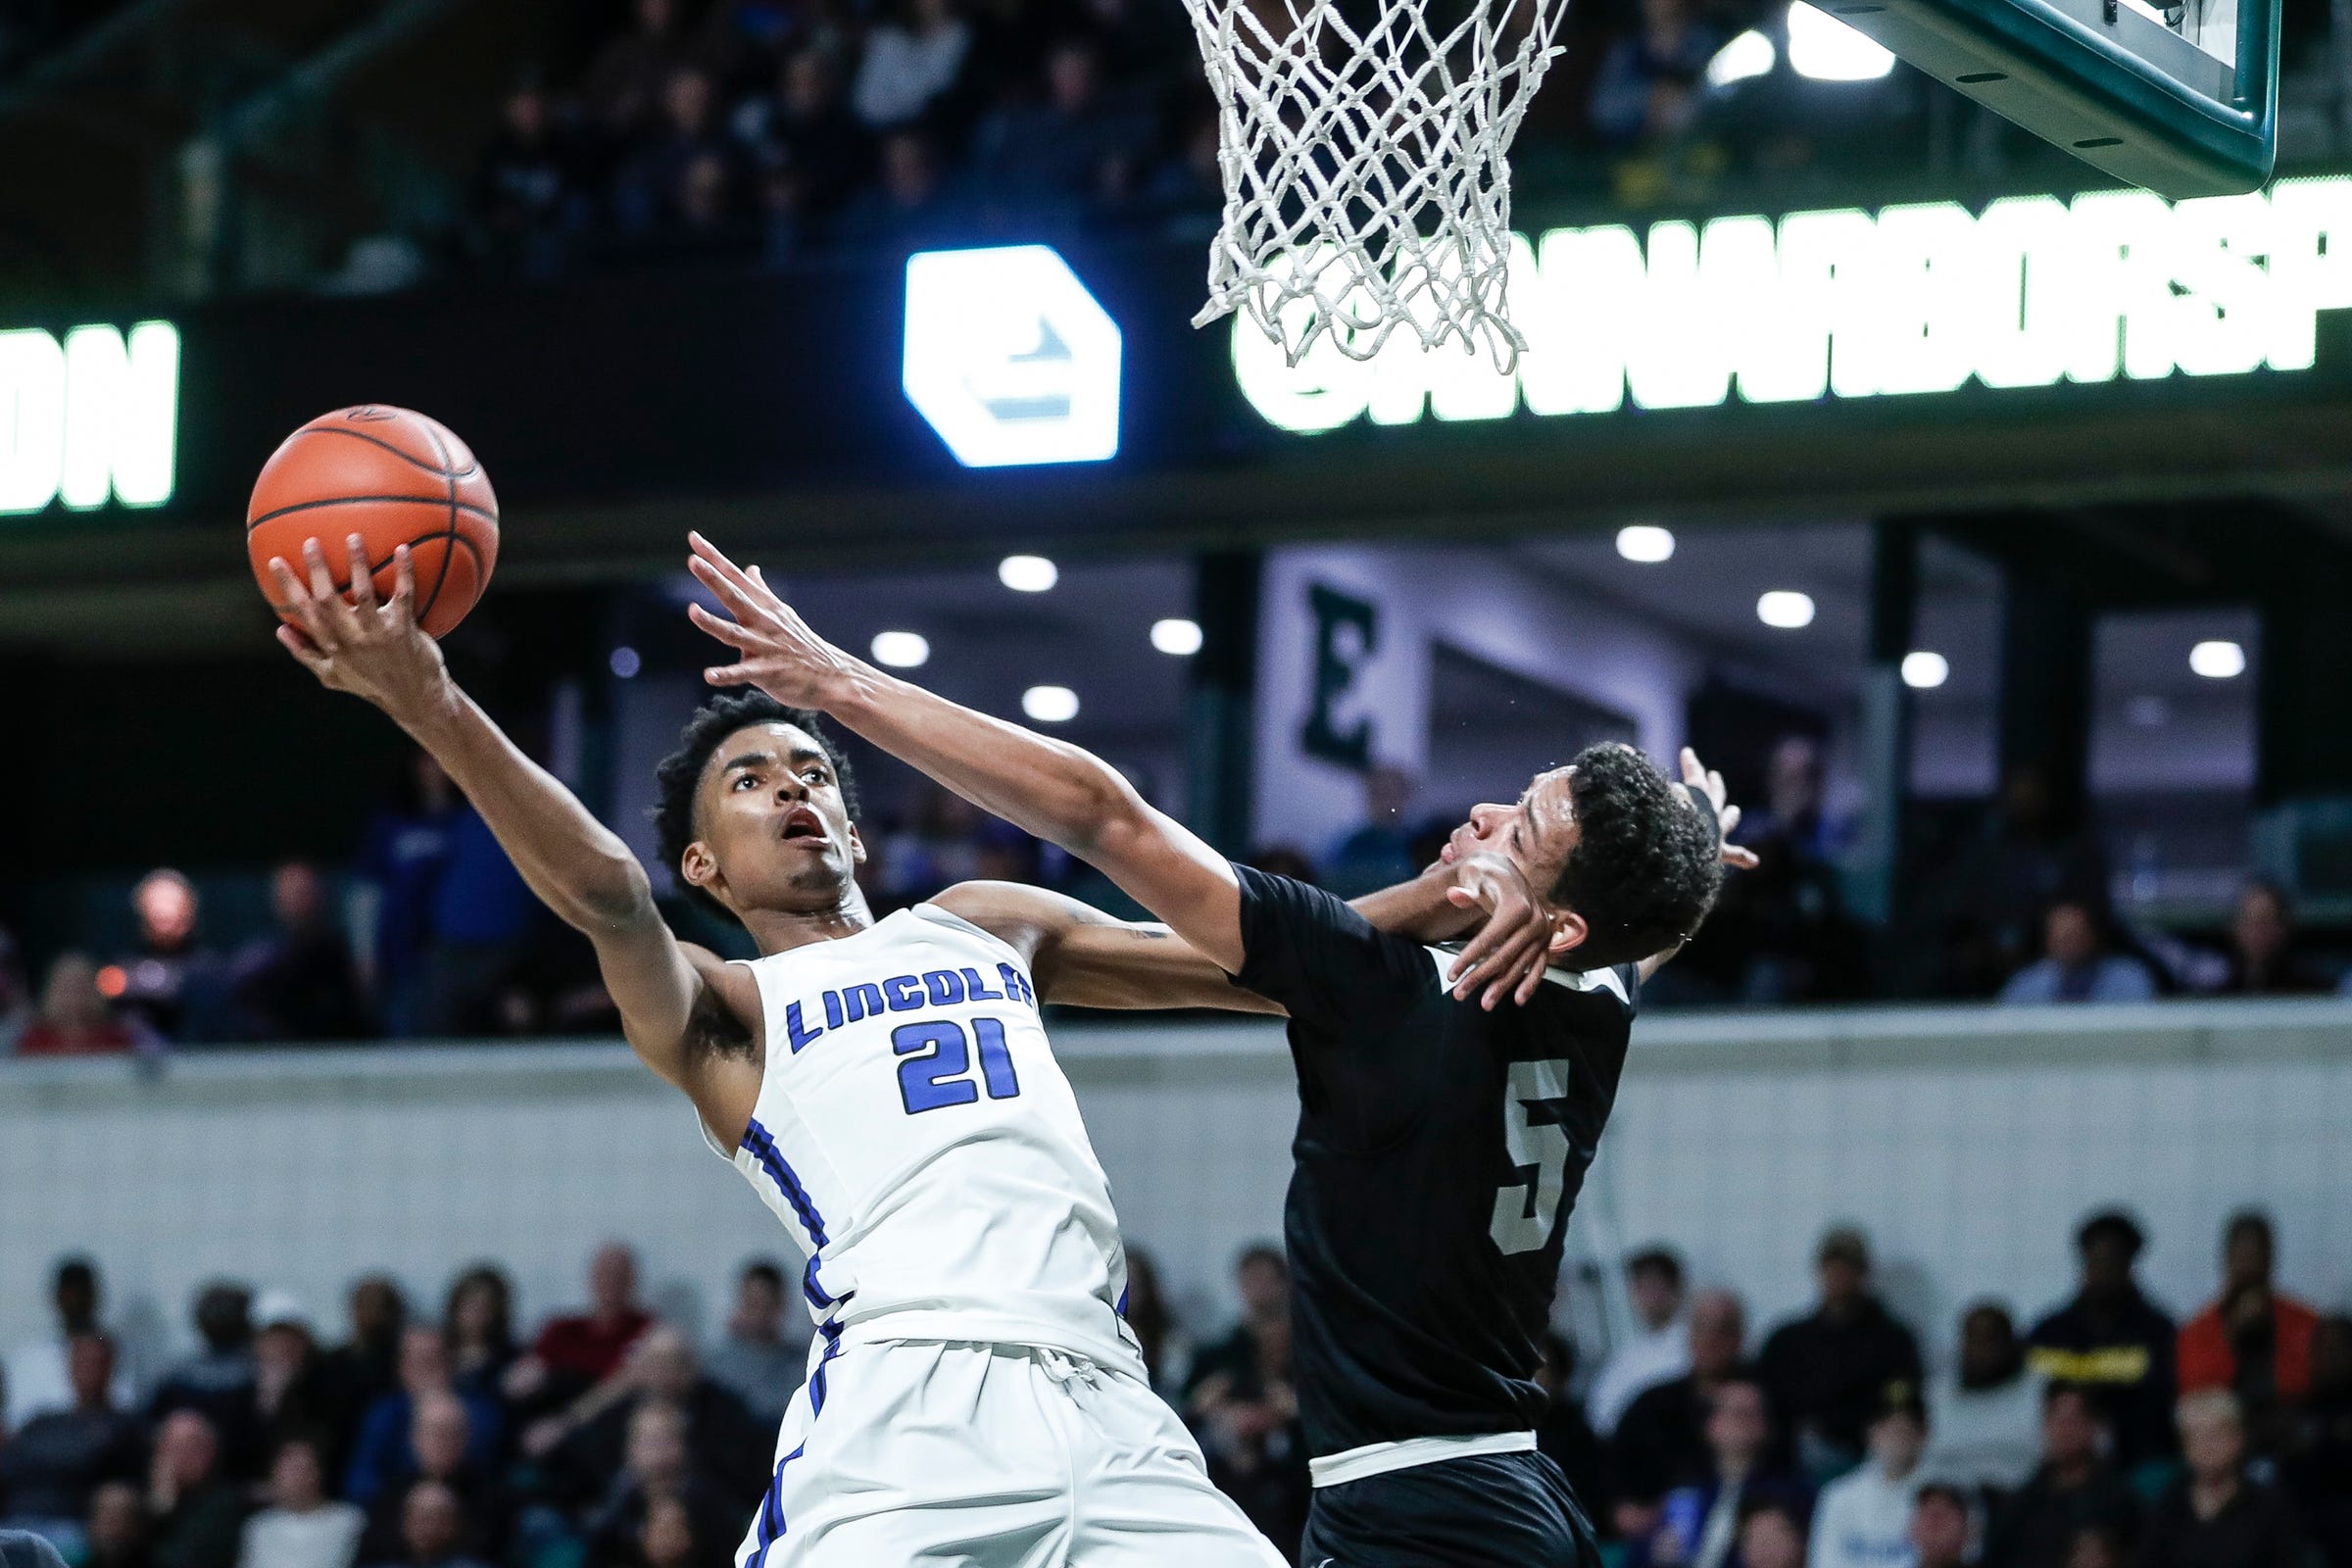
[1547,743,1722,968]
[652,690,861,922]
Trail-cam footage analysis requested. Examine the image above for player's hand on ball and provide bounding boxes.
[1679,746,1760,871]
[684,532,859,708]
[1442,850,1557,1010]
[270,534,452,726]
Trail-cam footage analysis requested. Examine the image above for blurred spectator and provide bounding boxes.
[356,1396,504,1567]
[2213,880,2329,996]
[2177,1209,2319,1454]
[832,128,957,249]
[614,69,742,238]
[1740,1497,1810,1568]
[0,1334,144,1543]
[1979,1384,2140,1568]
[1615,1289,1752,1537]
[1321,766,1421,900]
[1118,1248,1190,1399]
[1907,1482,1972,1568]
[1948,763,2113,993]
[357,757,458,1039]
[473,85,582,279]
[1807,1383,1926,1568]
[1711,736,1866,1004]
[315,1281,408,1480]
[2282,1314,2352,1568]
[0,926,29,1053]
[1588,0,1722,148]
[972,35,1156,212]
[151,1285,259,1476]
[512,1245,653,1403]
[1535,1331,1609,1523]
[579,1403,736,1568]
[1592,1248,1692,1437]
[1184,1245,1309,1560]
[147,1411,247,1568]
[236,1439,363,1568]
[853,0,971,129]
[5,1258,132,1431]
[113,870,226,1042]
[419,806,539,1037]
[2142,1390,2305,1568]
[625,1494,712,1568]
[440,1269,516,1411]
[1996,900,2158,1005]
[701,1263,805,1430]
[540,1328,765,1513]
[2027,1211,2177,1470]
[249,1296,332,1475]
[230,863,368,1043]
[17,954,153,1057]
[1625,1376,1807,1568]
[1924,1301,2041,1494]
[363,1481,486,1568]
[1758,1227,1923,1479]
[85,1481,152,1568]
[582,0,696,137]
[343,1328,504,1506]
[731,50,867,214]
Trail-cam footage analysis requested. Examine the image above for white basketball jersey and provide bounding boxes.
[714,903,1142,1375]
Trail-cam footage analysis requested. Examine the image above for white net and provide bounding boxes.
[1183,0,1568,368]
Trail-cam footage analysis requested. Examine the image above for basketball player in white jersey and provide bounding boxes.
[266,537,1555,1566]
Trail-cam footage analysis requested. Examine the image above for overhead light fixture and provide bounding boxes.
[870,631,930,669]
[1151,617,1203,656]
[2189,640,2245,678]
[999,555,1058,593]
[1900,650,1948,689]
[1615,525,1676,564]
[609,647,642,680]
[1757,590,1816,629]
[1787,2,1895,79]
[1705,28,1777,87]
[1023,685,1079,722]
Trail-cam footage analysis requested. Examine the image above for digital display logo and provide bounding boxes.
[903,246,1121,467]
[0,320,179,514]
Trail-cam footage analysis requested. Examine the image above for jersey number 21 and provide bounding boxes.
[1491,1058,1573,1254]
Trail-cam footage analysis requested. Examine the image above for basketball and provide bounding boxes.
[246,404,499,640]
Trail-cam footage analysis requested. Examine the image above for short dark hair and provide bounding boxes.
[742,1260,786,1291]
[1627,1248,1685,1288]
[1915,1481,1971,1513]
[2225,1209,2274,1251]
[1236,1243,1286,1276]
[1549,745,1722,967]
[653,691,861,922]
[2076,1209,2145,1259]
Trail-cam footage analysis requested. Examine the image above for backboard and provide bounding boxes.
[1826,0,2278,196]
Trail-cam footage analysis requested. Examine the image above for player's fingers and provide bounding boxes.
[275,623,331,676]
[1479,929,1544,1009]
[1726,844,1762,871]
[703,661,743,686]
[388,544,417,625]
[687,556,770,626]
[345,534,378,615]
[687,602,755,648]
[1721,804,1741,838]
[688,532,764,601]
[270,555,339,652]
[1681,746,1704,786]
[1708,768,1727,808]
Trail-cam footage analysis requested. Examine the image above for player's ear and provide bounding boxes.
[680,841,721,899]
[848,823,867,867]
[1545,909,1589,960]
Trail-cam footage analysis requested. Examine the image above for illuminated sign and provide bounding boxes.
[0,320,179,513]
[903,245,1121,466]
[1236,177,2352,433]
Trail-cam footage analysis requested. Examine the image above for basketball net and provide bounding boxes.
[1183,0,1566,369]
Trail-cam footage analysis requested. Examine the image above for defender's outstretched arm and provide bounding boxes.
[270,536,760,1128]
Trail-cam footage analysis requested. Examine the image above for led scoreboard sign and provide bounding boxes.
[0,320,179,514]
[1236,176,2352,434]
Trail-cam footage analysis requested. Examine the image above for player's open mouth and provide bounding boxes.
[779,808,825,842]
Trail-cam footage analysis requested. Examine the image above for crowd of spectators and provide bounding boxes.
[2,1206,2344,1568]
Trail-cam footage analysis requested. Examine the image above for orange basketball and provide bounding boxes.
[247,405,499,640]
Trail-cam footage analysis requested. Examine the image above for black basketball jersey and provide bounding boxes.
[1229,863,1640,1459]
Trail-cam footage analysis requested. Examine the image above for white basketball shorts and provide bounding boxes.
[730,1336,1287,1568]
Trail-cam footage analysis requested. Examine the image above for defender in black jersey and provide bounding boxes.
[682,537,1753,1568]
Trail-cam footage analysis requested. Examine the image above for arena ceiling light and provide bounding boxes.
[1757,590,1816,629]
[1151,617,1203,656]
[1705,29,1777,87]
[609,647,642,679]
[871,631,931,668]
[1022,685,1080,722]
[2189,640,2246,678]
[1900,650,1948,689]
[1615,524,1676,564]
[999,555,1059,593]
[1787,2,1896,80]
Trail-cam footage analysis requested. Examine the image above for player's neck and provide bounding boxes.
[742,892,879,955]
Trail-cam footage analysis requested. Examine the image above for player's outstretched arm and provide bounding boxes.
[269,536,759,1118]
[929,881,1286,1014]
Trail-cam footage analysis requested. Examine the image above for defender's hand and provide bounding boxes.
[1442,851,1556,1010]
[1679,747,1760,871]
[270,535,452,729]
[685,532,860,709]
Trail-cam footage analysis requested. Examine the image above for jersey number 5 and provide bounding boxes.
[1491,1058,1573,1254]
[894,1018,1022,1114]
